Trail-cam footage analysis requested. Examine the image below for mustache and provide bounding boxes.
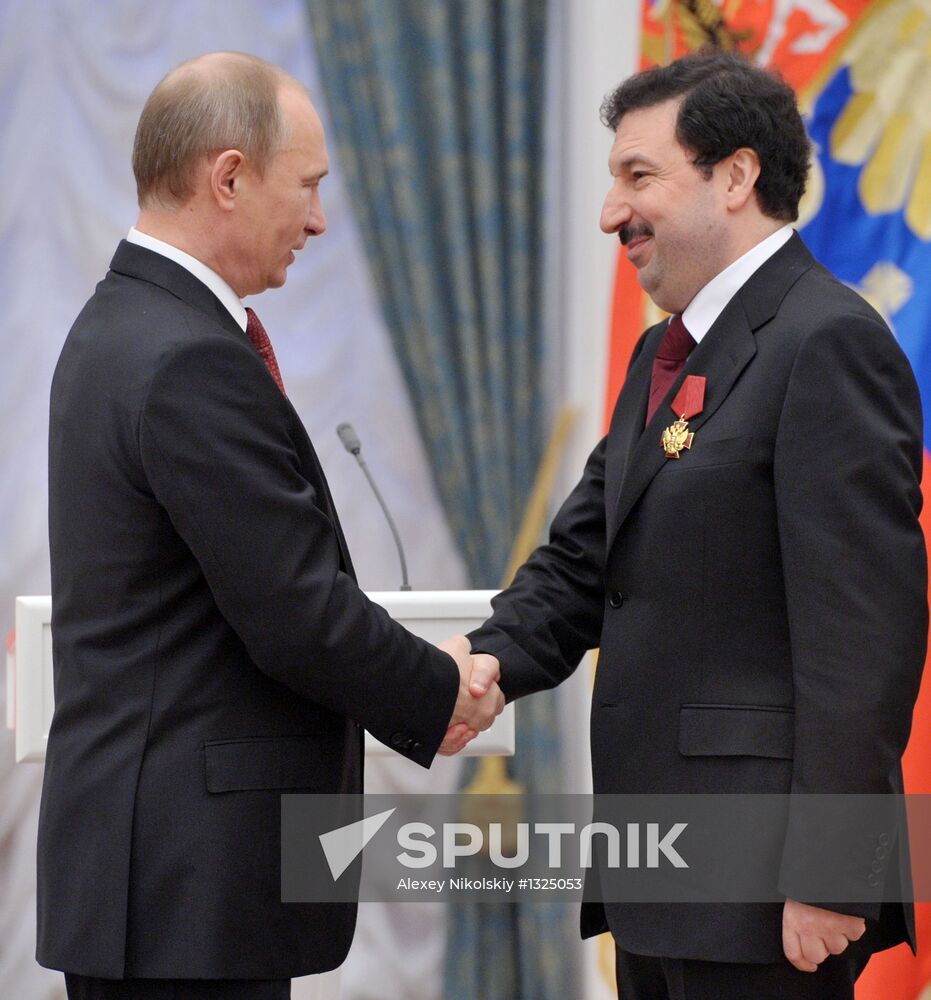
[619,225,653,246]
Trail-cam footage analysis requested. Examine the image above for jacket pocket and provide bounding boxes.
[203,735,340,792]
[678,704,794,759]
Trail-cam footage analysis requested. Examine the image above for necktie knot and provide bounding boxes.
[656,314,695,362]
[245,307,286,396]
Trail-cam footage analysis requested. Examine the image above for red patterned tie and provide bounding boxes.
[645,315,695,426]
[245,307,286,396]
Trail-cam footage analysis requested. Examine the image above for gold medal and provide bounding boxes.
[661,416,694,458]
[662,375,706,459]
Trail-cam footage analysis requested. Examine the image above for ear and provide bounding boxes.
[722,147,761,212]
[209,149,246,212]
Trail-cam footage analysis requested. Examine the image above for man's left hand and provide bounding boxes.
[782,898,866,972]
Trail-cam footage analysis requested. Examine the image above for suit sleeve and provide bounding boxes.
[772,312,927,912]
[467,435,609,700]
[138,335,458,767]
[467,329,653,701]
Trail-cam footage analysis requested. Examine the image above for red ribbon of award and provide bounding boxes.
[661,375,706,459]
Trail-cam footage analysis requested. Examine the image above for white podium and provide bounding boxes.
[10,590,514,763]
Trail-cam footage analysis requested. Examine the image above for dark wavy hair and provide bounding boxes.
[600,51,810,222]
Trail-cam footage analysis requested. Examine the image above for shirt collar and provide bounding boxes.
[682,225,794,343]
[126,227,248,331]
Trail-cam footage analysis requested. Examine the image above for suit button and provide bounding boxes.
[875,846,888,859]
[867,874,880,887]
[608,592,624,609]
[871,860,883,873]
[411,741,422,750]
[390,732,405,747]
[878,833,890,847]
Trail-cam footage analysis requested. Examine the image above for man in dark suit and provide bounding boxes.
[467,52,927,998]
[39,51,502,1000]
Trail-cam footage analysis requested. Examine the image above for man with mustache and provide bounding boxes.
[39,51,503,1000]
[467,50,926,998]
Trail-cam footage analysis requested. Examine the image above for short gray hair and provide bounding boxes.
[132,52,295,208]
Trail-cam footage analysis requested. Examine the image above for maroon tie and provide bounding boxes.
[645,315,695,426]
[245,307,286,396]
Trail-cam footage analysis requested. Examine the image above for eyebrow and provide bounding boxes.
[610,152,660,174]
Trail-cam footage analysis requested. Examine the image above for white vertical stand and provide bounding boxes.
[292,969,341,1000]
[11,596,54,764]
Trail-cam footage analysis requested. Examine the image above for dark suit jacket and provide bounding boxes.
[469,234,927,962]
[38,241,459,979]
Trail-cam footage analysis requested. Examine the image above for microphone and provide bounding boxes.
[336,422,411,591]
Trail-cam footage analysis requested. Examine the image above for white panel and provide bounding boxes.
[292,968,340,1000]
[13,597,52,763]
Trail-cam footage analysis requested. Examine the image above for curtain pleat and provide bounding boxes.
[305,0,547,588]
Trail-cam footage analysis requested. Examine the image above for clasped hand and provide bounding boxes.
[435,635,504,755]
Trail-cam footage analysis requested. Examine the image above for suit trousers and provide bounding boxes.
[615,944,871,1000]
[65,974,290,999]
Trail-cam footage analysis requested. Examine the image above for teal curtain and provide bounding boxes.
[304,2,576,997]
[304,0,546,587]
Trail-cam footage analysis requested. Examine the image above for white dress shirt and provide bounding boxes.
[683,225,794,343]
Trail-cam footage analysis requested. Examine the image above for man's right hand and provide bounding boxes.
[436,636,504,755]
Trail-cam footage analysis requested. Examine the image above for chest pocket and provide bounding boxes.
[203,734,343,792]
[678,704,794,759]
[662,433,757,471]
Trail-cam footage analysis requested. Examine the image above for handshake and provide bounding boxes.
[436,635,504,756]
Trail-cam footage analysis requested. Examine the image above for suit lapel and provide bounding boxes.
[604,323,663,543]
[605,233,814,553]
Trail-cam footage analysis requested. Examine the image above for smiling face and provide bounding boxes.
[231,85,329,297]
[600,99,732,315]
